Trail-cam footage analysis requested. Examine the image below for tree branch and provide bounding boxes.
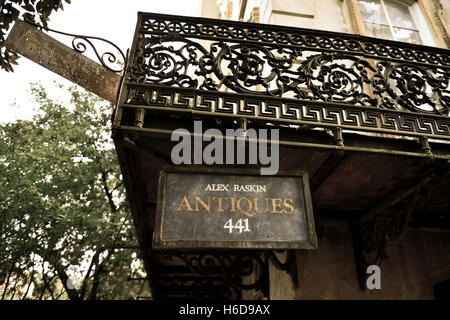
[79,249,101,300]
[100,168,118,213]
[22,254,35,300]
[39,274,56,300]
[1,263,15,300]
[44,250,80,301]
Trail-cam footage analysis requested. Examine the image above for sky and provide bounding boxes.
[0,0,203,123]
[0,0,205,288]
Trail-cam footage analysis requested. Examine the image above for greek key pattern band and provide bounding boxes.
[118,12,450,141]
[123,85,450,139]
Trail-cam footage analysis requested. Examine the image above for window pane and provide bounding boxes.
[359,0,388,24]
[364,22,394,40]
[393,27,422,44]
[384,0,416,29]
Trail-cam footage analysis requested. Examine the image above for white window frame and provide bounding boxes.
[360,0,435,46]
[409,2,435,46]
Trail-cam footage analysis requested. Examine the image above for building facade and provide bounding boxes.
[112,0,450,299]
[207,0,450,300]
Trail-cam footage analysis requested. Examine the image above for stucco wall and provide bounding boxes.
[283,221,450,300]
[255,0,351,33]
[233,0,450,47]
[439,0,450,29]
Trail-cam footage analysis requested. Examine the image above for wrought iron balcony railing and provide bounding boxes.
[116,12,450,141]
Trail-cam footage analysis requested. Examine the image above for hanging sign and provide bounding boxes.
[153,167,318,249]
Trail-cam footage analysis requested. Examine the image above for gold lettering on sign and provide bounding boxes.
[253,198,269,214]
[284,199,294,214]
[237,197,254,217]
[216,197,228,212]
[175,195,296,216]
[229,197,237,212]
[195,196,211,213]
[176,195,193,212]
[270,198,283,214]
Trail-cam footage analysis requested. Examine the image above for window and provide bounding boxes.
[358,0,435,46]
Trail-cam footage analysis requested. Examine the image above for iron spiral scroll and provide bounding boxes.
[23,18,126,73]
[151,251,269,299]
[130,34,449,115]
[121,12,450,141]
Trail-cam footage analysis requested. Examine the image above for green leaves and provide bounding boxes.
[1,83,146,300]
[21,3,35,12]
[0,0,70,72]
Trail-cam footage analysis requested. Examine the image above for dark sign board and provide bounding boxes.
[153,167,317,249]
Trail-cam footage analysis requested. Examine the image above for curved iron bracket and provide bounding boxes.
[149,250,270,300]
[351,161,450,289]
[23,17,126,73]
[267,250,299,289]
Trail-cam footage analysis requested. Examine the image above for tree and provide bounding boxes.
[0,83,150,300]
[1,0,71,72]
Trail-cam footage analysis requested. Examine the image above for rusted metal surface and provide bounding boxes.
[5,19,121,103]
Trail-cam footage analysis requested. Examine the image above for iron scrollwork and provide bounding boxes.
[150,251,269,299]
[129,35,449,115]
[351,162,450,289]
[351,193,420,289]
[121,12,450,140]
[267,250,299,289]
[118,12,450,299]
[24,19,126,73]
[382,62,449,115]
[150,250,301,299]
[139,13,449,67]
